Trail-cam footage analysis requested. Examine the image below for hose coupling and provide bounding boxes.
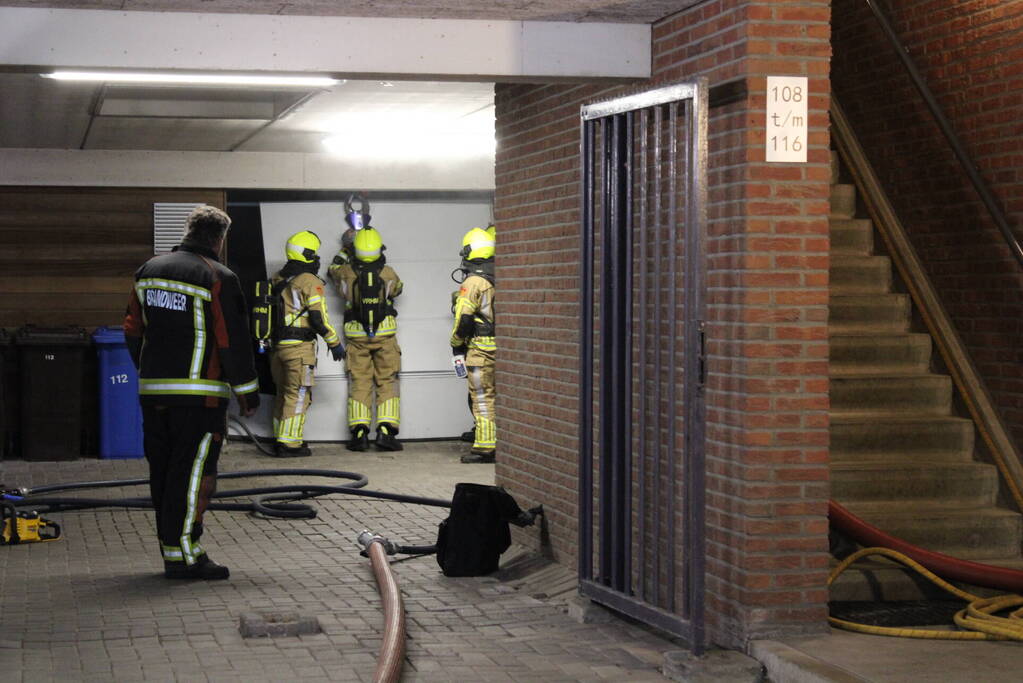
[1,487,28,500]
[357,529,398,555]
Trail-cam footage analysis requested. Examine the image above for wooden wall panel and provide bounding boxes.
[0,187,225,329]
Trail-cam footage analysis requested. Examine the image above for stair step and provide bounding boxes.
[830,414,974,462]
[829,294,910,334]
[839,504,1023,560]
[831,375,952,414]
[830,556,1023,602]
[824,151,1023,597]
[830,334,931,374]
[830,218,873,255]
[830,255,892,293]
[832,462,999,506]
[831,183,856,219]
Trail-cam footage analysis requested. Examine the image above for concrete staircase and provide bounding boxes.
[828,150,1023,599]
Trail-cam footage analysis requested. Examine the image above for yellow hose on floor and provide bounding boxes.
[828,547,1023,640]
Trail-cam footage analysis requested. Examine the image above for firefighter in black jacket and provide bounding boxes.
[124,206,259,580]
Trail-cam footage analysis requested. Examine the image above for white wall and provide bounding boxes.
[241,199,491,441]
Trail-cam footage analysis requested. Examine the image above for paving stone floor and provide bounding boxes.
[1,440,675,682]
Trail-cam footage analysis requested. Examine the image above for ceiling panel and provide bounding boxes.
[0,72,494,155]
[84,117,266,151]
[0,73,94,148]
[1,0,693,23]
[248,80,495,155]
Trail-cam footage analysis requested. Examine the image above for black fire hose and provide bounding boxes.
[5,469,451,520]
[227,414,278,457]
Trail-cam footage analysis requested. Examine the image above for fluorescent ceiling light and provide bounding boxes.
[42,71,339,87]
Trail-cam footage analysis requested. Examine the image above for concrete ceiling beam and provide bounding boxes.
[0,7,650,81]
[0,147,496,190]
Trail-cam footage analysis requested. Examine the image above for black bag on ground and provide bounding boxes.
[436,483,526,577]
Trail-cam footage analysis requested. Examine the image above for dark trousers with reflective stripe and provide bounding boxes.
[142,405,225,566]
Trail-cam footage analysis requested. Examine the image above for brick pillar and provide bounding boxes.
[495,0,832,647]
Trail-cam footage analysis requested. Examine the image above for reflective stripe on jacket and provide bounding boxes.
[124,240,258,407]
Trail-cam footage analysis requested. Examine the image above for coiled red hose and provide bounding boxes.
[829,499,1023,593]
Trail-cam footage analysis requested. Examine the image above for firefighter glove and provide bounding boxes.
[452,345,468,357]
[330,344,346,362]
[237,390,260,417]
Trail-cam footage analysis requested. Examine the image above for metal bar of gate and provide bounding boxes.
[623,110,634,594]
[578,116,595,583]
[599,118,613,586]
[637,109,649,601]
[607,115,620,589]
[604,112,631,592]
[666,100,679,613]
[685,83,709,648]
[651,103,663,608]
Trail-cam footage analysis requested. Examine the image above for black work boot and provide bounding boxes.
[274,442,310,458]
[347,426,370,452]
[164,554,230,580]
[375,423,403,451]
[459,428,475,443]
[460,448,495,464]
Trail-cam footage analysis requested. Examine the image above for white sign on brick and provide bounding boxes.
[766,76,808,163]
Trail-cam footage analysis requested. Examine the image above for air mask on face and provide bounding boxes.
[450,246,495,284]
[451,248,472,284]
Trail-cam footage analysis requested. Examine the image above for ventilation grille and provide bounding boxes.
[153,203,204,254]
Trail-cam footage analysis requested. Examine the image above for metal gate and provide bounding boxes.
[578,80,708,651]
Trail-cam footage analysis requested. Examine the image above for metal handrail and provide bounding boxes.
[864,0,1023,270]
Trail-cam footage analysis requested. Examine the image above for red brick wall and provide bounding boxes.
[495,0,831,647]
[832,1,1023,440]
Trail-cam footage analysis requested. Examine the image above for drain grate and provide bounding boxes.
[239,612,322,638]
[829,600,963,628]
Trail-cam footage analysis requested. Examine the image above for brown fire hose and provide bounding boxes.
[358,531,406,683]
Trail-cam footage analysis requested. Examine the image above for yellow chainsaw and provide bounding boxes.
[1,501,61,544]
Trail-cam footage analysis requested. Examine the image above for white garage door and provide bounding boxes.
[241,199,492,441]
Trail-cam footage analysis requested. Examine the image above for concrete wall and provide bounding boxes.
[832,0,1023,442]
[495,0,832,647]
[0,149,494,191]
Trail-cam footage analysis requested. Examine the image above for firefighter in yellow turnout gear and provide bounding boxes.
[328,228,404,452]
[270,230,345,457]
[451,227,496,464]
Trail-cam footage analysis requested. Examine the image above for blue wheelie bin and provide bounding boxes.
[93,326,144,459]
